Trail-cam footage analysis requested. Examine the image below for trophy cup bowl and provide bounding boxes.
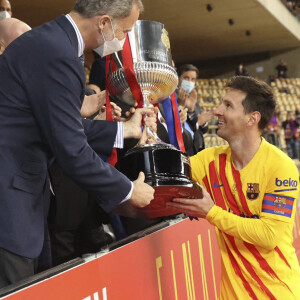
[108,20,202,219]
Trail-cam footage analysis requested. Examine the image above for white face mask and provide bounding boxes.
[93,19,126,57]
[180,80,195,94]
[0,11,11,21]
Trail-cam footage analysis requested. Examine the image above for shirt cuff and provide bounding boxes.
[114,122,124,148]
[206,205,221,224]
[120,181,134,203]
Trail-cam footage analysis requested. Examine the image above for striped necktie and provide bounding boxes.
[79,54,85,66]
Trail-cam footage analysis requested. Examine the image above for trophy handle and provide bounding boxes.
[143,94,164,144]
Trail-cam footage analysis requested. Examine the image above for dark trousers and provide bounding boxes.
[49,163,113,266]
[0,247,34,289]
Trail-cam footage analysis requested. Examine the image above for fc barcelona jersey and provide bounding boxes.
[190,138,300,300]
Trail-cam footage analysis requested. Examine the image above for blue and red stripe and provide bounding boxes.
[262,193,295,218]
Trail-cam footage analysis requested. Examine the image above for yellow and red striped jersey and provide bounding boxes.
[190,138,300,300]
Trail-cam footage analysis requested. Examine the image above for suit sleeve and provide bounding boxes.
[23,53,131,212]
[82,118,117,157]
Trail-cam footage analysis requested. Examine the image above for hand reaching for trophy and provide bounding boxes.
[130,172,155,208]
[80,91,106,118]
[123,107,158,140]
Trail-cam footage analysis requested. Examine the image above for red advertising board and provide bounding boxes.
[3,205,300,300]
[2,218,221,300]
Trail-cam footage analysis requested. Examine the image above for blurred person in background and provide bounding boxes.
[282,111,300,159]
[177,64,213,155]
[0,0,11,19]
[235,62,249,76]
[276,59,288,78]
[264,106,282,148]
[0,18,31,55]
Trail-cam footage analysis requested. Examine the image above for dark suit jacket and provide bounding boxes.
[185,102,209,155]
[0,15,131,258]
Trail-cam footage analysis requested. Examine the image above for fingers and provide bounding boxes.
[153,106,159,114]
[97,91,106,108]
[166,202,195,213]
[125,106,136,118]
[136,129,147,146]
[190,89,197,96]
[178,88,186,105]
[137,107,156,117]
[144,118,157,132]
[171,198,198,205]
[110,102,122,121]
[137,171,145,182]
[136,127,156,146]
[179,106,188,124]
[130,178,154,208]
[146,130,156,144]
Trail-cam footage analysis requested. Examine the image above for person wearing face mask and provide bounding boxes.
[177,64,213,155]
[0,0,11,21]
[0,0,158,288]
[94,18,126,57]
[0,0,11,18]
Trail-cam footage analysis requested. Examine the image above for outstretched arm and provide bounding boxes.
[167,185,295,250]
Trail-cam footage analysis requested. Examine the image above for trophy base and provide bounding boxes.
[115,144,202,219]
[115,184,202,219]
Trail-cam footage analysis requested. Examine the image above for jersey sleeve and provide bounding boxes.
[206,157,299,250]
[206,205,291,250]
[260,157,299,223]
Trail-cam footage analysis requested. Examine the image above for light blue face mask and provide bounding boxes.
[180,80,195,94]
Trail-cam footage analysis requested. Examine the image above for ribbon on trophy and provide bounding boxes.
[162,93,186,152]
[121,36,144,109]
[105,55,118,166]
[105,36,146,166]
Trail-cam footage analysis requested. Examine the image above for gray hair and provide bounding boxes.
[73,0,144,19]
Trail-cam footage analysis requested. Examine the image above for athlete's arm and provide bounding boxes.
[168,187,294,250]
[169,157,299,250]
[206,205,289,250]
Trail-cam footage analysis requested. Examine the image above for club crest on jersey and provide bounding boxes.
[274,197,286,209]
[246,183,260,200]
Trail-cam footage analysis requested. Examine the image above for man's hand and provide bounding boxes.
[185,89,197,113]
[93,102,122,121]
[135,126,156,146]
[123,107,158,139]
[130,172,154,207]
[81,91,106,118]
[166,185,214,218]
[197,110,214,126]
[110,102,122,121]
[178,105,188,125]
[177,87,187,107]
[121,101,138,121]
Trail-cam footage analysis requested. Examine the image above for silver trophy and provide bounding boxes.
[108,21,202,219]
[108,20,178,109]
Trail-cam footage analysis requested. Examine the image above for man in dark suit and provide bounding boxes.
[0,0,155,288]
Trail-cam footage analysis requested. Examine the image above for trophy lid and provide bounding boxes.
[128,20,173,66]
